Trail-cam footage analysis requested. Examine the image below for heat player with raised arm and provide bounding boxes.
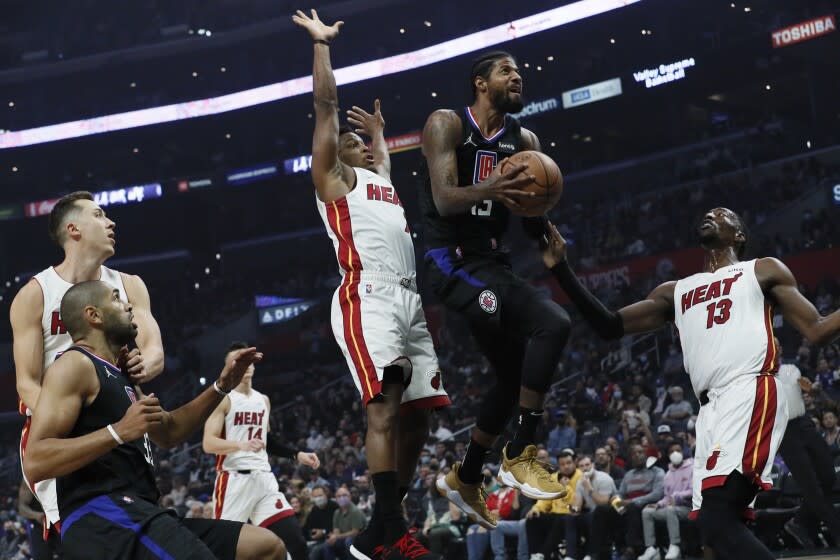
[543,208,840,560]
[293,10,450,560]
[10,191,164,543]
[22,281,285,560]
[203,341,320,559]
[420,51,571,529]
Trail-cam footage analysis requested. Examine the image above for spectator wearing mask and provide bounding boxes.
[466,476,526,560]
[305,485,339,556]
[321,486,366,560]
[638,443,692,560]
[573,454,617,558]
[591,445,665,560]
[547,410,578,456]
[594,447,625,485]
[523,451,582,560]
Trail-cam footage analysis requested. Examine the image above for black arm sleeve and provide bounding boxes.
[551,261,624,340]
[266,433,298,460]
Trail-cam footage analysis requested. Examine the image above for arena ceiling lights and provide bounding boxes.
[0,0,642,150]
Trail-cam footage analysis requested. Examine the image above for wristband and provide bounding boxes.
[214,381,230,396]
[107,424,125,445]
[314,39,330,46]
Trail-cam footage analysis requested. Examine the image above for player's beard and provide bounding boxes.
[104,311,137,347]
[491,87,524,114]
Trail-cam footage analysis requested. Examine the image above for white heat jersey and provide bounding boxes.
[33,265,128,377]
[216,388,270,472]
[317,167,416,279]
[673,259,778,396]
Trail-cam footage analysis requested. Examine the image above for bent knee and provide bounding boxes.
[236,525,287,560]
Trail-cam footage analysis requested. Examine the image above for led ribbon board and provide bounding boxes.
[0,0,641,149]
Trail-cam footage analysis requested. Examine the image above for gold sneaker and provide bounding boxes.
[435,463,497,529]
[498,444,568,500]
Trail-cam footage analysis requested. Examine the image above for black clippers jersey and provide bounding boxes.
[57,347,158,516]
[420,106,524,250]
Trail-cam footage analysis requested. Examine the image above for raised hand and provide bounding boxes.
[347,100,385,137]
[119,346,147,383]
[292,9,344,42]
[217,347,264,392]
[113,394,163,442]
[541,221,569,269]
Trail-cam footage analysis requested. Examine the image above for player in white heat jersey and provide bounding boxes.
[203,342,318,559]
[9,191,164,551]
[542,207,840,560]
[294,10,448,560]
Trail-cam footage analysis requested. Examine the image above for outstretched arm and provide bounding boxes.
[148,348,263,449]
[543,222,675,338]
[292,9,352,202]
[756,257,840,346]
[347,100,390,181]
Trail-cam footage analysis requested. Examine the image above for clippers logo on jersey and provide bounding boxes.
[680,272,742,313]
[473,151,498,184]
[125,386,137,404]
[479,290,498,313]
[50,311,67,335]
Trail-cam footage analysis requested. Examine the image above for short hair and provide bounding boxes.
[338,124,354,137]
[225,341,248,359]
[48,191,94,247]
[557,450,575,461]
[470,50,515,99]
[577,454,593,464]
[60,280,110,340]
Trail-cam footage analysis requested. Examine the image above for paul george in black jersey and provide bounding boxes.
[419,51,571,529]
[23,280,286,560]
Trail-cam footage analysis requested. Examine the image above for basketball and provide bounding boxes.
[499,150,564,217]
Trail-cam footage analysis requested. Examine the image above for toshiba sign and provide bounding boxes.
[771,15,836,48]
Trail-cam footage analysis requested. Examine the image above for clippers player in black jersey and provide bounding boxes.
[23,280,286,560]
[420,51,571,528]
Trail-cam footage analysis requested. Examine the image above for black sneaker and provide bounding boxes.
[784,518,815,548]
[350,525,388,560]
[385,531,442,559]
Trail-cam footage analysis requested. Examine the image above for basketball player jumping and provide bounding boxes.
[23,280,286,559]
[203,341,320,559]
[294,10,450,560]
[10,191,165,549]
[542,208,840,559]
[420,51,570,528]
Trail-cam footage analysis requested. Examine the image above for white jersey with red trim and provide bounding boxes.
[673,259,778,396]
[217,388,270,472]
[33,265,127,374]
[316,167,415,279]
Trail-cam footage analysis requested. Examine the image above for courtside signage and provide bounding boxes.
[633,58,696,89]
[561,78,622,109]
[771,15,836,48]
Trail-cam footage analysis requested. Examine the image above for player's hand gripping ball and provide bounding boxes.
[499,150,563,217]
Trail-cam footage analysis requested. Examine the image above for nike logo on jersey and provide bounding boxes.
[680,272,742,314]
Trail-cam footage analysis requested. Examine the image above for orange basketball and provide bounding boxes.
[498,150,564,217]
